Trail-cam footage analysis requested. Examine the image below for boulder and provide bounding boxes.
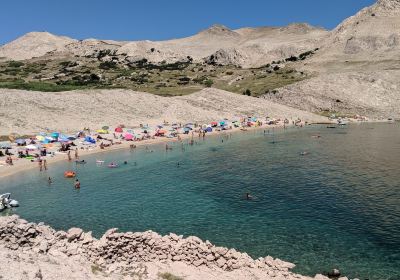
[328,268,341,277]
[216,257,226,268]
[67,228,83,242]
[193,259,204,267]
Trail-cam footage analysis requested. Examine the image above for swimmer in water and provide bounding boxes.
[48,177,52,184]
[124,161,128,164]
[74,179,81,189]
[246,192,253,200]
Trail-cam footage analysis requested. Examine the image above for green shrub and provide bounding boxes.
[8,61,24,68]
[243,89,251,96]
[99,61,117,70]
[204,79,213,87]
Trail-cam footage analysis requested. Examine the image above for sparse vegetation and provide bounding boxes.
[8,61,24,68]
[243,89,251,96]
[91,264,103,275]
[99,61,117,70]
[204,79,214,87]
[0,55,309,96]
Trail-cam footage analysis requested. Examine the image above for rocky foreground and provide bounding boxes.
[0,215,351,280]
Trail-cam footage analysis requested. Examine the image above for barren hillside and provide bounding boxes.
[0,88,325,135]
[264,0,400,118]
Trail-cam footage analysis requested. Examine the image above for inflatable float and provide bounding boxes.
[64,171,76,178]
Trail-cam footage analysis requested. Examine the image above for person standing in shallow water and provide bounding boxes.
[75,148,79,160]
[74,179,80,189]
[43,159,48,170]
[67,150,71,161]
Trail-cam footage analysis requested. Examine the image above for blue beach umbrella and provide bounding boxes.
[16,139,26,145]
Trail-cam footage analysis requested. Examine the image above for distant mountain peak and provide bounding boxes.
[198,24,240,37]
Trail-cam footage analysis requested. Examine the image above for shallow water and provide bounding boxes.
[1,123,400,279]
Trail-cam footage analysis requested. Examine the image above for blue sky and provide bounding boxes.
[1,0,375,45]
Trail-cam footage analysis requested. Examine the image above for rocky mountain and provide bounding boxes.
[0,32,76,60]
[263,0,400,118]
[0,0,399,119]
[0,23,328,67]
[303,0,400,71]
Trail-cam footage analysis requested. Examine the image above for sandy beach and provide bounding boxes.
[0,120,294,179]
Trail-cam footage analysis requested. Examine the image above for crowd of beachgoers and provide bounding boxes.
[0,116,305,178]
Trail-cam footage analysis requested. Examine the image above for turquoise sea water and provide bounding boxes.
[1,123,400,279]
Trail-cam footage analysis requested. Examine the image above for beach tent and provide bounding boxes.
[36,135,45,142]
[205,127,213,132]
[211,122,218,127]
[115,127,123,133]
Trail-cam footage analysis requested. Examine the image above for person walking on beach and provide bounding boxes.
[74,179,81,189]
[43,159,48,170]
[67,150,71,161]
[38,158,43,172]
[6,156,13,165]
[75,148,79,160]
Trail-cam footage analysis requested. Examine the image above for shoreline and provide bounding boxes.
[0,122,290,179]
[1,119,388,180]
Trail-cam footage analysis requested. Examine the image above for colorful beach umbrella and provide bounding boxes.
[15,139,26,145]
[124,133,133,140]
[26,144,39,150]
[96,129,108,134]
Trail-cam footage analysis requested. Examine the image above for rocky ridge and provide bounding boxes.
[0,215,338,280]
[0,23,328,67]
